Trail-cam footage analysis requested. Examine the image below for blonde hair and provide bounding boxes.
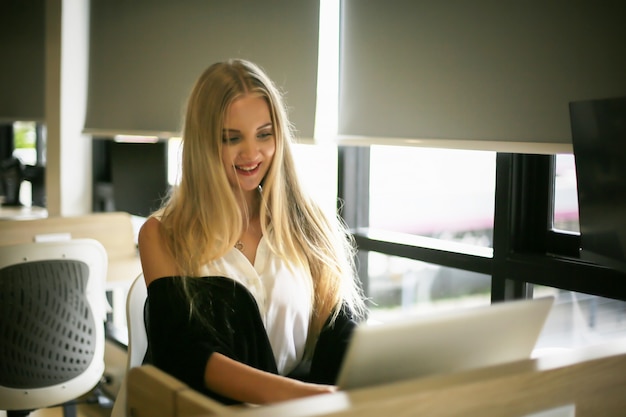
[155,59,365,353]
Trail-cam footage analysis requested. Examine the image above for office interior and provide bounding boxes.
[1,1,626,416]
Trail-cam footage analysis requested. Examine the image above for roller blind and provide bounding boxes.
[85,0,319,140]
[0,0,45,122]
[338,0,626,152]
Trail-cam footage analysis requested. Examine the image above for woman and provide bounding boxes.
[138,59,366,405]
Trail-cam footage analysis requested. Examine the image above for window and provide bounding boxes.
[12,121,37,164]
[358,146,498,319]
[12,121,38,207]
[292,143,338,218]
[534,286,626,350]
[553,153,579,233]
[538,154,626,349]
[370,146,496,248]
[366,251,491,323]
[342,148,626,348]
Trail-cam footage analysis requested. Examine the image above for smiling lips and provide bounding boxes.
[236,162,261,176]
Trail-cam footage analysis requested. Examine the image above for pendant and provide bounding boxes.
[235,241,244,251]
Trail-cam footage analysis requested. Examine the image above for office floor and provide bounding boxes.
[0,401,111,417]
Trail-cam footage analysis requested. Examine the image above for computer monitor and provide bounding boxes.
[569,96,626,274]
[109,141,170,218]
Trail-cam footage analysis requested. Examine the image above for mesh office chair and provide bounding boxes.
[0,238,108,417]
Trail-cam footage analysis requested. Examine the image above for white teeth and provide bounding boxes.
[237,163,259,172]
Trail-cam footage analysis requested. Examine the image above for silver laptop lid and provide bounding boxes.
[337,296,555,390]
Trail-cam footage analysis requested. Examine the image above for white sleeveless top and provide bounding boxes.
[198,237,313,375]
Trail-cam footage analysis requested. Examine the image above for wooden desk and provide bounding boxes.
[127,365,229,417]
[239,339,626,417]
[125,337,626,417]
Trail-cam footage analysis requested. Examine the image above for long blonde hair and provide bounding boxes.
[156,59,365,352]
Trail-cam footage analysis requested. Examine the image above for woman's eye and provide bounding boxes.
[258,131,273,140]
[222,136,240,143]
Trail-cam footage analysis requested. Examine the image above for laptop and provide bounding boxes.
[336,296,555,390]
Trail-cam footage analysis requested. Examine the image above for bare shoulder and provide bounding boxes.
[138,216,163,243]
[138,217,179,286]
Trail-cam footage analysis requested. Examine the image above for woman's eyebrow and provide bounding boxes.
[222,123,272,134]
[256,123,273,131]
[222,122,273,135]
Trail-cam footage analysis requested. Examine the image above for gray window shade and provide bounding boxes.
[338,0,626,151]
[85,0,319,140]
[0,0,45,122]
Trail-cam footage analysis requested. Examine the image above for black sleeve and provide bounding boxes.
[308,305,358,385]
[145,276,278,404]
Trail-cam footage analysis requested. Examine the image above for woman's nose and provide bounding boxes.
[239,137,258,157]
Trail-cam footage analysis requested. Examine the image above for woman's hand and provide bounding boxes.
[270,378,338,404]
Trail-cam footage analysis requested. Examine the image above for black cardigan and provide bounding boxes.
[144,276,356,404]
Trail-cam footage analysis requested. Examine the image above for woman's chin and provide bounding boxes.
[234,181,262,193]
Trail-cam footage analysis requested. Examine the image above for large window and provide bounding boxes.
[370,146,496,247]
[366,252,491,324]
[364,146,496,320]
[340,148,626,348]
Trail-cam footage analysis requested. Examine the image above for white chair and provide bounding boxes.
[114,275,229,417]
[110,273,148,417]
[0,239,108,417]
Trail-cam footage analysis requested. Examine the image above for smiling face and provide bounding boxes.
[221,94,276,194]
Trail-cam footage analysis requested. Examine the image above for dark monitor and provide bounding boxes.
[569,95,626,274]
[110,141,170,218]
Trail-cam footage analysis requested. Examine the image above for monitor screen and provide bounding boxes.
[109,141,170,218]
[569,96,626,274]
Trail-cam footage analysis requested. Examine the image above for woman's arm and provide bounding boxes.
[205,353,336,404]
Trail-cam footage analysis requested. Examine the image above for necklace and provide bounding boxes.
[235,240,244,251]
